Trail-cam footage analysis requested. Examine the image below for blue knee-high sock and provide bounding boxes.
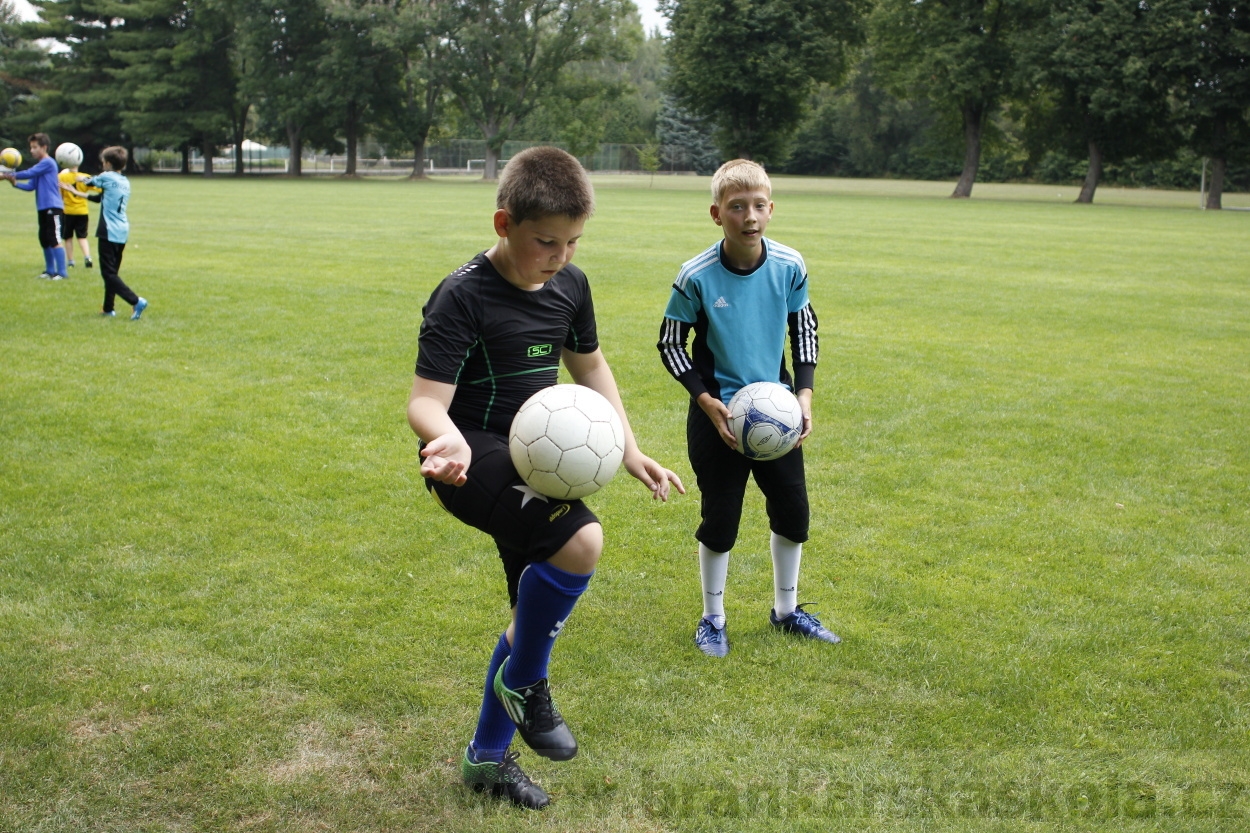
[43,247,55,275]
[502,560,592,690]
[469,632,515,763]
[52,247,67,277]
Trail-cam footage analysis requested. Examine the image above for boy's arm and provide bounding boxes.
[788,303,819,443]
[658,316,736,448]
[562,347,685,502]
[407,375,470,486]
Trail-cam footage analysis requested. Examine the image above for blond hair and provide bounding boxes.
[496,146,595,224]
[711,159,771,204]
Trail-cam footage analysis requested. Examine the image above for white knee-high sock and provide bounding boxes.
[771,533,802,617]
[699,543,730,623]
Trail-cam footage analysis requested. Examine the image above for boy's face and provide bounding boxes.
[490,211,586,291]
[29,142,47,161]
[711,188,773,259]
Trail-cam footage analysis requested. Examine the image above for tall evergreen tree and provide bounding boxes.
[111,0,241,175]
[0,0,51,146]
[662,0,864,165]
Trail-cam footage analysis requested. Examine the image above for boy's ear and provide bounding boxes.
[492,208,512,239]
[709,203,723,227]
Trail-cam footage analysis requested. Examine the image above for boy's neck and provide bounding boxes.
[720,238,766,273]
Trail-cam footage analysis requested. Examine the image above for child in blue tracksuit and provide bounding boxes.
[84,146,148,320]
[2,133,67,279]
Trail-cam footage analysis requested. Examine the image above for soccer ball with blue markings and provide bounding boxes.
[509,384,626,500]
[728,382,803,461]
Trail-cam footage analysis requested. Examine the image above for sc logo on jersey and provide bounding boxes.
[527,344,553,357]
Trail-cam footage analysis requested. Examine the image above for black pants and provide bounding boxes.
[687,399,810,553]
[98,239,138,312]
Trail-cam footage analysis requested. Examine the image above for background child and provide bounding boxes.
[59,158,98,268]
[2,132,67,280]
[408,146,683,809]
[84,146,147,319]
[657,159,840,658]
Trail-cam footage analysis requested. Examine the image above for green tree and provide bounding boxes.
[442,0,638,179]
[1017,0,1183,203]
[19,0,135,166]
[371,0,452,178]
[872,0,1030,197]
[110,0,242,176]
[656,94,720,173]
[0,0,51,147]
[320,0,394,176]
[238,0,334,175]
[662,0,864,165]
[1176,0,1250,208]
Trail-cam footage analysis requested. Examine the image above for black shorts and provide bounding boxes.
[37,208,63,249]
[425,429,599,607]
[61,213,89,239]
[687,399,809,553]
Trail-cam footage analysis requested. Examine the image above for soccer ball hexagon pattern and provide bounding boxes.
[55,143,84,168]
[0,147,21,169]
[727,381,804,461]
[509,384,626,500]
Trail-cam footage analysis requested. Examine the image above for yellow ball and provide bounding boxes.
[0,147,22,169]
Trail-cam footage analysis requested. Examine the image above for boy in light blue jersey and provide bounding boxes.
[84,147,148,320]
[658,159,840,658]
[1,133,67,279]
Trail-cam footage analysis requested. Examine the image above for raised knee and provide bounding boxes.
[549,523,602,574]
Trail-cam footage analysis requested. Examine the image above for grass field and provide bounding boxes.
[2,173,1248,832]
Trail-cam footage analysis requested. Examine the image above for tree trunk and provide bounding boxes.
[180,144,191,175]
[202,140,215,177]
[344,99,358,176]
[1076,139,1101,204]
[952,102,984,198]
[287,122,303,176]
[1205,155,1225,210]
[484,142,500,181]
[410,137,428,179]
[232,106,248,176]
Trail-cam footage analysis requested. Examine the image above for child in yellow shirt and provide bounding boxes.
[58,162,99,269]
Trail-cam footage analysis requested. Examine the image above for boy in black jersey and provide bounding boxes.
[408,146,684,809]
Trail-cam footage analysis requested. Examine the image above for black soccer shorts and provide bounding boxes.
[425,428,599,607]
[686,399,810,553]
[37,208,63,248]
[61,213,89,240]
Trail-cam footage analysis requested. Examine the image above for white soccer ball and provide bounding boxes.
[509,384,626,500]
[727,381,804,461]
[0,146,20,170]
[55,142,83,168]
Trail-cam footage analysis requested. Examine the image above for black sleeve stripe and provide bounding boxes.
[789,304,818,366]
[658,316,694,378]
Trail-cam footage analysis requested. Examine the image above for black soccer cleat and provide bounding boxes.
[461,748,550,809]
[493,660,578,761]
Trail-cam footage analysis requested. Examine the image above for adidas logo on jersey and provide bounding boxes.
[713,296,730,308]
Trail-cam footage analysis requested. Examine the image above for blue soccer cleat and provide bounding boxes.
[770,603,841,644]
[694,615,729,657]
[131,297,148,320]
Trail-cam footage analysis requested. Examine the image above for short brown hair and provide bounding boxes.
[100,146,128,171]
[496,146,594,224]
[711,159,771,204]
[28,133,50,149]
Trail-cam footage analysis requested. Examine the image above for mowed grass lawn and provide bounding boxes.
[1,173,1248,832]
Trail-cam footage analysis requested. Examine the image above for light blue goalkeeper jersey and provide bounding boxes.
[85,171,130,244]
[662,237,815,405]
